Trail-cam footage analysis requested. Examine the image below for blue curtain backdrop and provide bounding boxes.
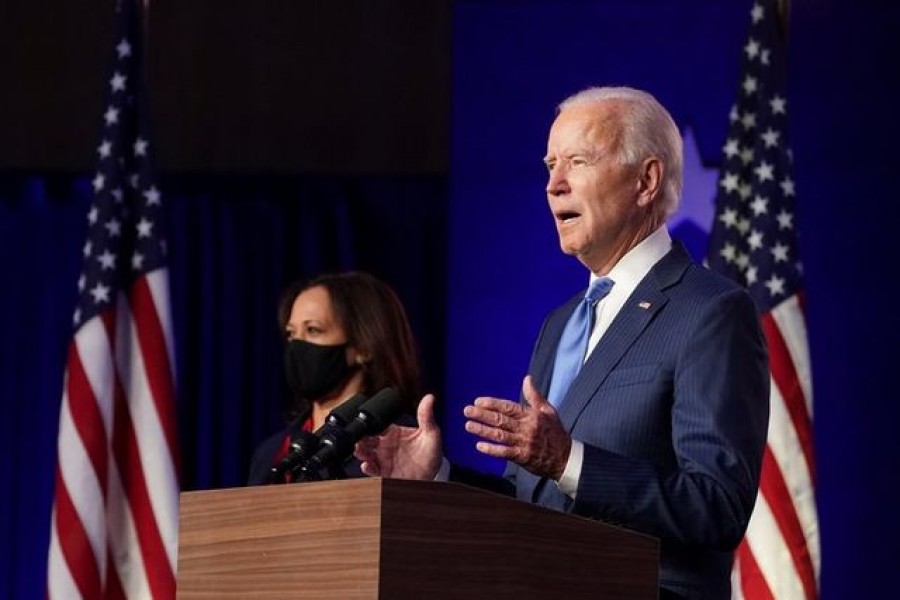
[3,0,900,599]
[0,173,447,599]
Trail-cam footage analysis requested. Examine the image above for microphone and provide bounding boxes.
[298,387,404,477]
[268,392,369,483]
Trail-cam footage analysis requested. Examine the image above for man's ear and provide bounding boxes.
[636,157,663,207]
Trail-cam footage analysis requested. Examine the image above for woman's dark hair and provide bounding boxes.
[278,271,422,415]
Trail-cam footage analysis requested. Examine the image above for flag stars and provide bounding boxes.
[771,242,790,262]
[770,95,787,115]
[87,207,99,225]
[719,207,739,228]
[137,218,154,238]
[134,137,148,156]
[729,105,740,123]
[738,183,752,201]
[98,140,112,158]
[105,218,122,237]
[83,241,92,257]
[720,243,737,263]
[760,48,771,65]
[112,188,124,203]
[735,252,749,270]
[776,209,794,229]
[72,308,81,325]
[736,217,751,234]
[743,76,758,95]
[92,173,106,192]
[751,3,764,23]
[132,252,145,270]
[723,138,739,158]
[720,172,740,194]
[761,128,780,148]
[144,186,161,205]
[740,146,754,165]
[116,39,132,59]
[780,177,796,197]
[751,195,769,215]
[110,72,127,92]
[741,111,757,130]
[97,249,116,270]
[747,229,764,250]
[754,161,775,182]
[90,282,111,304]
[77,275,86,291]
[104,107,119,126]
[129,173,140,189]
[744,38,760,60]
[765,275,785,297]
[745,264,758,285]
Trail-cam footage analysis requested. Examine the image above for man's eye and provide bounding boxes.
[544,162,556,172]
[571,156,588,168]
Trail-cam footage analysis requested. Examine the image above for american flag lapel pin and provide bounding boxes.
[638,301,652,310]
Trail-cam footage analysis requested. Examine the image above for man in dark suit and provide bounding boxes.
[355,86,769,599]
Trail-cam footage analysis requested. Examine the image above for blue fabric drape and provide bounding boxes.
[0,172,447,599]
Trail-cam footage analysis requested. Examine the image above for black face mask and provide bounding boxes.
[284,339,355,401]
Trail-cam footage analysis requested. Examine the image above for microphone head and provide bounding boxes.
[327,392,369,426]
[356,387,404,434]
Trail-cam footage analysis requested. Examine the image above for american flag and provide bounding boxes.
[707,1,820,598]
[46,1,180,598]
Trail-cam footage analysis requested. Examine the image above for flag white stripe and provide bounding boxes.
[56,388,107,582]
[771,297,814,416]
[768,376,822,576]
[115,292,179,570]
[75,317,117,436]
[107,456,152,599]
[147,269,177,382]
[744,493,806,599]
[730,554,744,600]
[47,507,83,600]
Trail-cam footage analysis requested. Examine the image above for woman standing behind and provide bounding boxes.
[247,271,422,485]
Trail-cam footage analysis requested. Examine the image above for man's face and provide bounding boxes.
[544,102,648,273]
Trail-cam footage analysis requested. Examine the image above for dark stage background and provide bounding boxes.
[2,1,899,598]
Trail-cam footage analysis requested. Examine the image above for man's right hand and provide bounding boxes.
[354,393,443,480]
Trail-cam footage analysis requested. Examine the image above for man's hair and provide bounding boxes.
[559,86,683,217]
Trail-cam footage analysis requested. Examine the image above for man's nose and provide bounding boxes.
[546,167,569,196]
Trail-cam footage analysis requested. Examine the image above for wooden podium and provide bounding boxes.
[177,478,659,599]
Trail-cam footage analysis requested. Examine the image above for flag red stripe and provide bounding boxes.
[737,541,775,600]
[53,468,101,599]
[109,367,176,599]
[106,546,127,600]
[761,312,815,479]
[65,342,108,500]
[129,276,180,474]
[759,448,818,600]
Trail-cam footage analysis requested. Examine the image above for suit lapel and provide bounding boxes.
[523,242,693,506]
[557,243,692,430]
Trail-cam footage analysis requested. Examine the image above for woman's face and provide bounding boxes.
[285,285,347,345]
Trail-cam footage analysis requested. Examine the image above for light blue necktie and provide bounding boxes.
[547,277,615,409]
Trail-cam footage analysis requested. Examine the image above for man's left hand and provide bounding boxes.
[464,375,571,480]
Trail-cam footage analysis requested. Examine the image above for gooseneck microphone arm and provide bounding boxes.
[295,387,404,482]
[267,392,369,483]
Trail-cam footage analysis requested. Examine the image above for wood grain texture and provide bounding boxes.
[177,478,659,599]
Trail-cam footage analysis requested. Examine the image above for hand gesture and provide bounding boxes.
[355,394,443,480]
[464,376,572,480]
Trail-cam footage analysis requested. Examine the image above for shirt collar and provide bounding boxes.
[589,226,672,290]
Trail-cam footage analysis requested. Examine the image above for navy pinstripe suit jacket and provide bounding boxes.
[515,242,769,599]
